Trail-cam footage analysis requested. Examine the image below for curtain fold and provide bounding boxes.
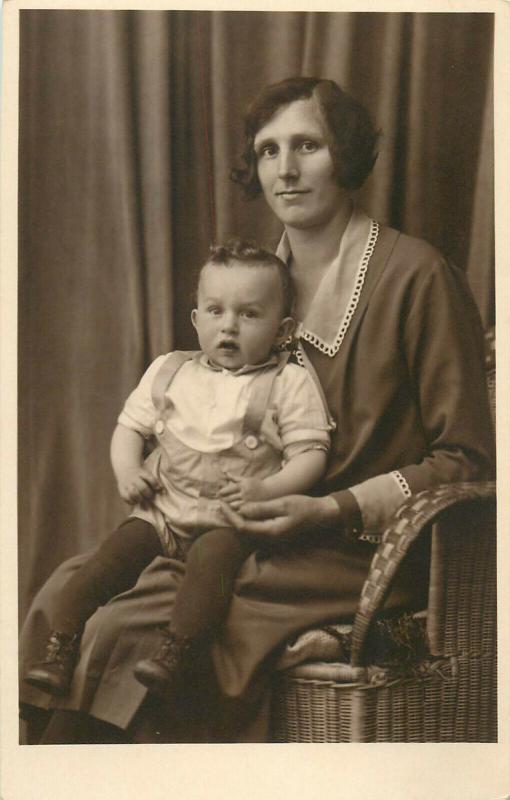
[466,57,494,326]
[18,10,494,621]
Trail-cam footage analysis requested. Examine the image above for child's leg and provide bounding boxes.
[50,518,163,635]
[171,528,254,640]
[133,528,254,697]
[25,518,163,696]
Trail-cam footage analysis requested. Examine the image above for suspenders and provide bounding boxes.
[150,350,292,449]
[151,351,199,414]
[241,351,291,445]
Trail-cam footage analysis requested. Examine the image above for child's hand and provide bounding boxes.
[219,476,272,509]
[116,466,162,505]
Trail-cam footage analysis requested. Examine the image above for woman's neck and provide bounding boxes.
[286,200,353,318]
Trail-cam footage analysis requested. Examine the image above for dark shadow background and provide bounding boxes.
[18,10,494,623]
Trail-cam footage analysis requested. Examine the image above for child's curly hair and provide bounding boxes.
[197,237,294,318]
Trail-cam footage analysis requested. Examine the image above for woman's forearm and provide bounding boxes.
[318,490,363,532]
[220,489,363,541]
[337,474,405,535]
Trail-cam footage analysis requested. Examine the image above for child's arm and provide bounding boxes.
[110,423,161,505]
[219,448,327,508]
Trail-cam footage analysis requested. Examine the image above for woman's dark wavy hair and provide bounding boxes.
[231,77,381,198]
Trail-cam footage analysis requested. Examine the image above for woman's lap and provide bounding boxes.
[212,532,429,698]
[19,532,430,741]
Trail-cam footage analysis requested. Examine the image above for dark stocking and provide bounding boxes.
[171,528,254,639]
[52,518,162,635]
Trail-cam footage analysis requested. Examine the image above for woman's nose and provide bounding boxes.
[277,149,299,179]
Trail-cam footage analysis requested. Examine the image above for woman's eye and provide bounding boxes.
[299,140,318,154]
[258,144,278,159]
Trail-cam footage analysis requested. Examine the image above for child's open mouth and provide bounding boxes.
[218,340,239,351]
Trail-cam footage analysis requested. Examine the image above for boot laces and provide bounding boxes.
[43,632,78,664]
[153,630,192,667]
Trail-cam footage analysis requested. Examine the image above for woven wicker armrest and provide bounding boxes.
[350,481,496,667]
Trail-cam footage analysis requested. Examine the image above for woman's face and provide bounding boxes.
[253,97,348,231]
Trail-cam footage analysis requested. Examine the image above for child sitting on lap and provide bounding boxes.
[25,239,332,699]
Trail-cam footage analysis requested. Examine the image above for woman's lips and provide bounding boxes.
[275,190,311,203]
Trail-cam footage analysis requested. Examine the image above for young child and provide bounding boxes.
[25,239,332,700]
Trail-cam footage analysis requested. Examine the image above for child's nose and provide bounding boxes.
[221,312,238,333]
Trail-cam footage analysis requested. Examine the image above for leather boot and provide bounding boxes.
[25,631,81,696]
[134,628,197,699]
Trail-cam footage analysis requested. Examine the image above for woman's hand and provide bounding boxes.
[116,466,162,505]
[220,494,340,542]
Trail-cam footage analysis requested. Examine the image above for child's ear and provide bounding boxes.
[275,317,295,346]
[191,309,198,331]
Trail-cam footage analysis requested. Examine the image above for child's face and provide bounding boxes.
[191,261,293,370]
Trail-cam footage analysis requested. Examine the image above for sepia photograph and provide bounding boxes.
[1,1,509,798]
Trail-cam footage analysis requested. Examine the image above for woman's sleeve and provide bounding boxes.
[398,258,494,490]
[335,258,494,534]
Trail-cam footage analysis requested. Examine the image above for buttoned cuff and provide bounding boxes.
[349,473,409,534]
[330,489,363,536]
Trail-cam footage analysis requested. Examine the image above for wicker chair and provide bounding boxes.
[270,329,496,742]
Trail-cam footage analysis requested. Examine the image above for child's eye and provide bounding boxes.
[207,306,222,316]
[241,309,258,319]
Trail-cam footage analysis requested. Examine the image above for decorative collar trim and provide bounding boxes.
[277,208,379,358]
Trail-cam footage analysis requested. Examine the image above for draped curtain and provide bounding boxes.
[18,10,494,622]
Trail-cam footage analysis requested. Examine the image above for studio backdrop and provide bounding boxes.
[18,10,494,622]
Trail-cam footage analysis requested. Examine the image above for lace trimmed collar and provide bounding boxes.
[276,206,379,358]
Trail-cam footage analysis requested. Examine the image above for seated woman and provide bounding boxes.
[19,77,494,744]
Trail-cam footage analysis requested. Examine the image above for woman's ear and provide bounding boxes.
[275,317,295,346]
